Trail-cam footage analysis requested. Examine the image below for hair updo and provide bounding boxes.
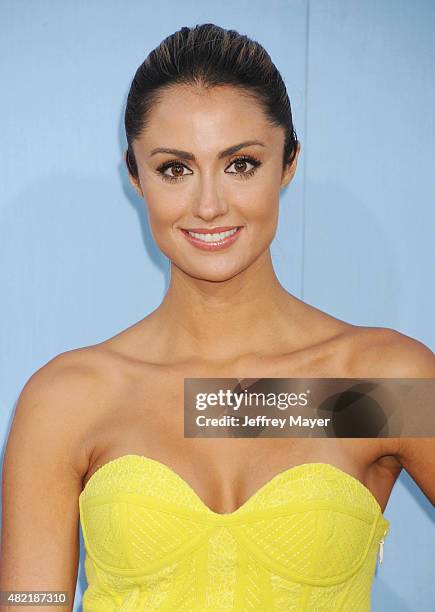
[124,23,299,180]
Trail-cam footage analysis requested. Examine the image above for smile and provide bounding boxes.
[180,226,243,251]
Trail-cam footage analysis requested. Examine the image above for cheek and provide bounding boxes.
[238,180,280,230]
[142,183,184,230]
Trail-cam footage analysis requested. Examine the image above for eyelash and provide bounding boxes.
[156,155,262,183]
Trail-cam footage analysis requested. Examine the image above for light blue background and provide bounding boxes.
[1,1,434,610]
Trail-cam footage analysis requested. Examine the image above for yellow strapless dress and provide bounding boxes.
[78,455,389,611]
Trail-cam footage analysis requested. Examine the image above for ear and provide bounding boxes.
[124,150,144,198]
[281,141,300,189]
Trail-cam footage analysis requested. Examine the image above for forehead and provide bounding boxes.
[137,84,282,152]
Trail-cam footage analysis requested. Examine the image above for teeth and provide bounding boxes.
[187,227,239,242]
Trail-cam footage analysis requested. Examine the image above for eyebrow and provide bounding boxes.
[149,140,265,160]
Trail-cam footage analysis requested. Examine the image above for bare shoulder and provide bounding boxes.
[347,325,435,378]
[4,345,121,480]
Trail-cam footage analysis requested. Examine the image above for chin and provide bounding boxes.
[179,262,248,283]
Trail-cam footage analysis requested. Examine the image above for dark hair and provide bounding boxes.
[124,23,299,180]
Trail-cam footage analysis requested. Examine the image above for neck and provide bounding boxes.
[148,250,305,362]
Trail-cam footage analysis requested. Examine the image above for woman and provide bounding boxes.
[1,23,434,611]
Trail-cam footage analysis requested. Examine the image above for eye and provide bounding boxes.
[156,161,193,183]
[225,155,262,179]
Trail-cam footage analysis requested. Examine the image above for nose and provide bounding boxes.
[191,172,229,221]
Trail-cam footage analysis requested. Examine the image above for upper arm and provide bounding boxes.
[359,328,435,504]
[388,332,435,505]
[396,438,435,505]
[0,351,101,611]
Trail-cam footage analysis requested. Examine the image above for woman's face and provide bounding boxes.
[127,84,299,281]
